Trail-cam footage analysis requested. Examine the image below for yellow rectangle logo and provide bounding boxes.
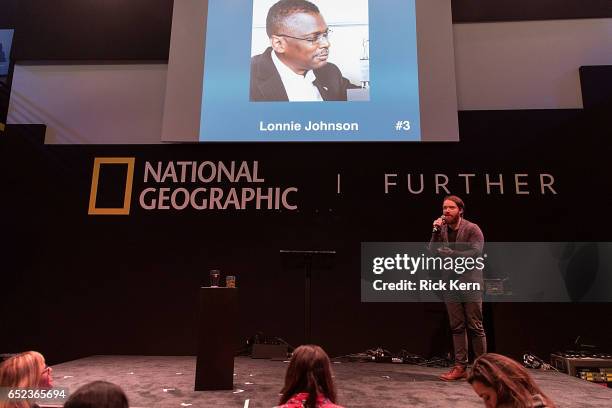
[88,157,135,215]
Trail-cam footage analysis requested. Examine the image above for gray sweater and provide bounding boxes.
[429,217,485,284]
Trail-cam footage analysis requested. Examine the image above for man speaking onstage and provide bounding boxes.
[250,0,358,101]
[429,195,487,381]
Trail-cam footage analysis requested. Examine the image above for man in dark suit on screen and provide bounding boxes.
[250,0,357,102]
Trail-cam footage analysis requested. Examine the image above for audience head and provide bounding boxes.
[468,353,555,408]
[0,351,53,389]
[64,381,129,408]
[279,344,337,408]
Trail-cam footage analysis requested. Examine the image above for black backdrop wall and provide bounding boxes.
[2,103,611,364]
[1,0,611,60]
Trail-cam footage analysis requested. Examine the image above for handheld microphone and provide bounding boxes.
[432,216,446,234]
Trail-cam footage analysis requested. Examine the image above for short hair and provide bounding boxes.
[266,0,320,37]
[443,195,465,215]
[0,351,46,389]
[468,353,556,408]
[64,381,129,408]
[279,344,337,408]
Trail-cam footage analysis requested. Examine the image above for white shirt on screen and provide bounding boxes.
[271,50,323,102]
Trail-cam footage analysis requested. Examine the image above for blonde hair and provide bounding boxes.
[0,351,46,408]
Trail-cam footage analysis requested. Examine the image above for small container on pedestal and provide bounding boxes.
[209,269,221,287]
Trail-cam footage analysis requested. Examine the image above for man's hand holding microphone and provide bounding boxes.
[432,215,453,256]
[432,215,446,234]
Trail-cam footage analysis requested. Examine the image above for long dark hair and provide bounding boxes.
[468,353,555,408]
[279,345,337,408]
[64,380,129,408]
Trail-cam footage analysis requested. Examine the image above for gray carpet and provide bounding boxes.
[46,356,610,408]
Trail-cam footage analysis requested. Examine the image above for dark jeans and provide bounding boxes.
[445,301,487,366]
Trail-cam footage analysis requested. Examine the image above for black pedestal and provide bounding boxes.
[194,287,238,391]
[280,250,335,344]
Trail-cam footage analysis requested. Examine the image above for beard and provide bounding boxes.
[445,214,460,225]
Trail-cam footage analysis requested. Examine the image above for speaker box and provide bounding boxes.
[251,344,288,359]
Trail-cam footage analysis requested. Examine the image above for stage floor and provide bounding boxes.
[49,356,610,407]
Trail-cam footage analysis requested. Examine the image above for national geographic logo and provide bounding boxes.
[88,158,299,215]
[88,157,136,215]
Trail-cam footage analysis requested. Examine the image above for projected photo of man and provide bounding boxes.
[250,0,365,102]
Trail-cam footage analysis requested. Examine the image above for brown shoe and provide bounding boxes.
[439,365,467,381]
